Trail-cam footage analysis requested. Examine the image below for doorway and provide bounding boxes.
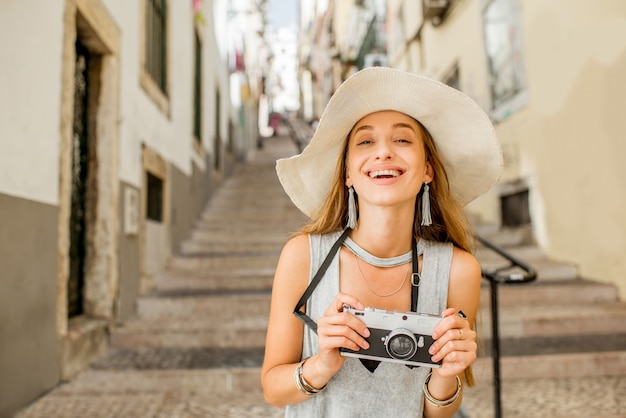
[68,39,91,318]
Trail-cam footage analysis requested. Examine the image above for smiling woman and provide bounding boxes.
[262,67,502,418]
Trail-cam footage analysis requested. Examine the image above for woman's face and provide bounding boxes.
[345,110,433,209]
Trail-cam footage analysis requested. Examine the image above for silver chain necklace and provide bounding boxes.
[353,252,411,297]
[343,237,412,267]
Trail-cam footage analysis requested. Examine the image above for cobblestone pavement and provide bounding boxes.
[14,369,626,417]
[14,132,626,418]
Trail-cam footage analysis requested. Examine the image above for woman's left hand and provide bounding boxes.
[428,307,477,378]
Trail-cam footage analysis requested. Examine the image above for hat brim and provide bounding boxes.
[277,67,502,218]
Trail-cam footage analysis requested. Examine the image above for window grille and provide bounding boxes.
[193,30,202,142]
[145,0,167,94]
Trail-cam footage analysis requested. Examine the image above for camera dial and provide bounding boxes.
[384,328,418,360]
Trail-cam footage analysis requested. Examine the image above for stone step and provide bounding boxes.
[194,216,305,228]
[13,368,284,418]
[482,333,626,358]
[195,214,306,230]
[479,301,626,339]
[479,279,619,307]
[198,202,299,212]
[189,223,303,237]
[93,347,267,369]
[189,227,296,240]
[135,293,271,320]
[166,253,279,272]
[180,240,285,255]
[120,293,272,348]
[111,317,269,349]
[153,272,275,292]
[99,341,626,382]
[199,197,294,211]
[474,350,626,380]
[181,231,293,252]
[44,367,267,397]
[131,289,626,345]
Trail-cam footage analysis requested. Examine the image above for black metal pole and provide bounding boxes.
[490,279,502,418]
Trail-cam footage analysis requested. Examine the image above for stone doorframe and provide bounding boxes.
[57,0,120,378]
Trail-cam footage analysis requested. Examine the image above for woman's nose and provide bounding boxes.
[375,141,393,160]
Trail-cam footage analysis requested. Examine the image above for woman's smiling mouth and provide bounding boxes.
[368,169,402,179]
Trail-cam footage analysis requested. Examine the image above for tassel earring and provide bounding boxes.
[421,182,432,227]
[347,186,358,229]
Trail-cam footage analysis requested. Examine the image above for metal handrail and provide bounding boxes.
[476,234,537,418]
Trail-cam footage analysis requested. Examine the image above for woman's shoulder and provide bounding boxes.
[451,245,479,266]
[450,246,481,283]
[283,231,341,255]
[280,233,310,261]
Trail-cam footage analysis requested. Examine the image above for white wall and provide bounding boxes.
[0,0,225,198]
[498,0,626,296]
[0,1,66,205]
[105,0,210,187]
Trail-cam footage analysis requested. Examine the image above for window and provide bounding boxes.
[501,189,531,227]
[145,0,167,95]
[193,30,202,142]
[483,0,527,120]
[146,172,163,222]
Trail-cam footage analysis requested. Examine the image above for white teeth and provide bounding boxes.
[369,169,400,178]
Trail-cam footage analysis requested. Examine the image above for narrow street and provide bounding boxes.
[15,130,305,418]
[15,129,626,418]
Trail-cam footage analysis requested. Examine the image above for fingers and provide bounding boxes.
[317,321,370,351]
[429,309,477,373]
[323,292,364,316]
[318,293,370,352]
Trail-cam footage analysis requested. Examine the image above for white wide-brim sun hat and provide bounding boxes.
[276,67,503,218]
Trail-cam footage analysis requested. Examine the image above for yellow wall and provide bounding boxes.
[499,0,626,297]
[387,0,626,298]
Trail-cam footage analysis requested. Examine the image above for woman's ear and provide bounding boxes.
[345,166,352,186]
[425,161,434,183]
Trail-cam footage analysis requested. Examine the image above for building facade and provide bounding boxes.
[298,0,387,122]
[386,0,626,297]
[298,0,626,299]
[0,0,266,416]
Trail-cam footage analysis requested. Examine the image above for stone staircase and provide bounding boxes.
[471,225,626,382]
[101,135,306,416]
[101,132,626,416]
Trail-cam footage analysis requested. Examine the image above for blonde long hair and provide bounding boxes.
[300,118,476,385]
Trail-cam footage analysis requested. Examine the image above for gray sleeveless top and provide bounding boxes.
[285,231,453,418]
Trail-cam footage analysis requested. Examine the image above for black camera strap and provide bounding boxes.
[293,228,351,333]
[293,228,420,334]
[411,237,420,312]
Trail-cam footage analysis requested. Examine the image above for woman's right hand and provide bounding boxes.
[314,292,371,376]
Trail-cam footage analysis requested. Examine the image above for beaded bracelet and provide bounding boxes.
[294,358,326,395]
[423,372,462,407]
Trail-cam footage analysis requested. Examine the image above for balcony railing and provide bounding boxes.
[477,233,537,418]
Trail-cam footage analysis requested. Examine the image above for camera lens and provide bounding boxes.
[384,328,417,360]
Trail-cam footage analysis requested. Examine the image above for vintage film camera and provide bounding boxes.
[340,306,443,368]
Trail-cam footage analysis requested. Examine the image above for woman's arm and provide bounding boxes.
[423,247,481,418]
[260,234,369,407]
